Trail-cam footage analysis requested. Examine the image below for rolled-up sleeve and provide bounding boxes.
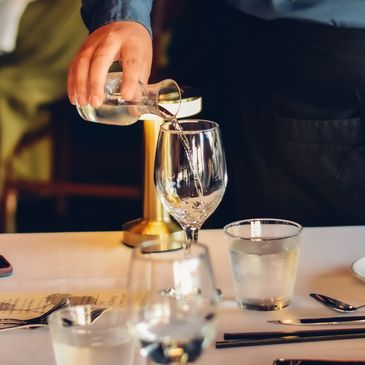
[81,0,153,35]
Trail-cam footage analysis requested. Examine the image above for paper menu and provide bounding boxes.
[0,290,128,319]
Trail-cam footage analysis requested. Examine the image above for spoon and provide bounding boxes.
[310,293,365,313]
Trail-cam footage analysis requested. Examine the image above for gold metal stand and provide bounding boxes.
[122,94,202,247]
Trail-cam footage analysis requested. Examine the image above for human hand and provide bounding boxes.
[67,21,153,108]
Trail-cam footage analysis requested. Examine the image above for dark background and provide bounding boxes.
[14,0,229,233]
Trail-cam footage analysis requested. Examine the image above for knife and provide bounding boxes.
[268,315,365,325]
[216,328,365,348]
[274,360,365,365]
[0,323,47,332]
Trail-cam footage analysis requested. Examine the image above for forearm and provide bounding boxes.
[81,0,153,35]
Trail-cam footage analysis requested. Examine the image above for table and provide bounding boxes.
[1,227,365,365]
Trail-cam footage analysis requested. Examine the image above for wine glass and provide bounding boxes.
[127,241,218,365]
[154,119,227,248]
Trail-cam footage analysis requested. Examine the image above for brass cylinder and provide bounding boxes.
[122,119,184,247]
[122,94,202,248]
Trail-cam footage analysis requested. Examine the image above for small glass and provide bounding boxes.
[127,241,218,365]
[224,218,302,311]
[76,72,181,126]
[48,305,134,365]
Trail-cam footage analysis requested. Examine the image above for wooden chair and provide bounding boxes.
[0,100,142,232]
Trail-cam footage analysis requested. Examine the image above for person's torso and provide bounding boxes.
[227,0,365,28]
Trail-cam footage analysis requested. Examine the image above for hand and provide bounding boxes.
[67,21,153,108]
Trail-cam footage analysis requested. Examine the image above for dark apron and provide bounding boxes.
[216,6,365,227]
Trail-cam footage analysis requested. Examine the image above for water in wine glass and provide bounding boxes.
[154,119,227,246]
[158,107,206,205]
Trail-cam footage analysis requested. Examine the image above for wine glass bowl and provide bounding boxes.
[127,241,218,365]
[154,120,227,247]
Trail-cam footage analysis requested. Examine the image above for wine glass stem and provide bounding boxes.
[184,227,199,249]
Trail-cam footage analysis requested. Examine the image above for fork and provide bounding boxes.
[0,303,108,331]
[60,307,107,327]
[0,298,68,330]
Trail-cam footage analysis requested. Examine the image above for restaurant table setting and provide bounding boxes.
[2,74,365,364]
[2,226,365,364]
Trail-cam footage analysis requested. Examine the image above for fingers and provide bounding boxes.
[138,41,153,86]
[120,47,152,101]
[67,21,152,108]
[68,38,99,106]
[68,24,119,107]
[68,37,116,107]
[87,40,119,107]
[120,45,144,100]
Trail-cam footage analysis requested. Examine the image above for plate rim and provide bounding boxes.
[351,256,365,282]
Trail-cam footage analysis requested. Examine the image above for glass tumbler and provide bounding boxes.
[224,218,302,310]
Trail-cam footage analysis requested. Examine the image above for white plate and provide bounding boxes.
[351,256,365,282]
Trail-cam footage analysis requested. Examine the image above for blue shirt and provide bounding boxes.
[81,0,365,34]
[81,0,153,34]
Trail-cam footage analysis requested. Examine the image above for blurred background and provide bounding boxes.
[0,0,229,233]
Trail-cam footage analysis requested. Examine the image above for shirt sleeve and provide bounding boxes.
[81,0,153,35]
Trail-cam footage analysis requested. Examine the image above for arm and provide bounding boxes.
[81,0,152,35]
[67,0,153,107]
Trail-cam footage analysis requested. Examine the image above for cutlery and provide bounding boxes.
[268,315,365,325]
[224,328,365,340]
[0,323,48,332]
[216,328,365,348]
[0,305,108,332]
[61,307,107,327]
[310,293,365,313]
[274,360,365,365]
[0,298,68,330]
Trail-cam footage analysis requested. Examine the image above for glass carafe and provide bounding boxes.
[76,72,181,126]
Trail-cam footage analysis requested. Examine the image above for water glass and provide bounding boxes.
[48,305,134,365]
[127,240,218,365]
[224,218,302,310]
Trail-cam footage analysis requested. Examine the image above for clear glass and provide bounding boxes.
[76,72,181,126]
[224,218,302,311]
[48,305,134,365]
[154,120,227,248]
[127,241,218,365]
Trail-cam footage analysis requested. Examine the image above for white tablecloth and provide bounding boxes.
[1,227,365,365]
